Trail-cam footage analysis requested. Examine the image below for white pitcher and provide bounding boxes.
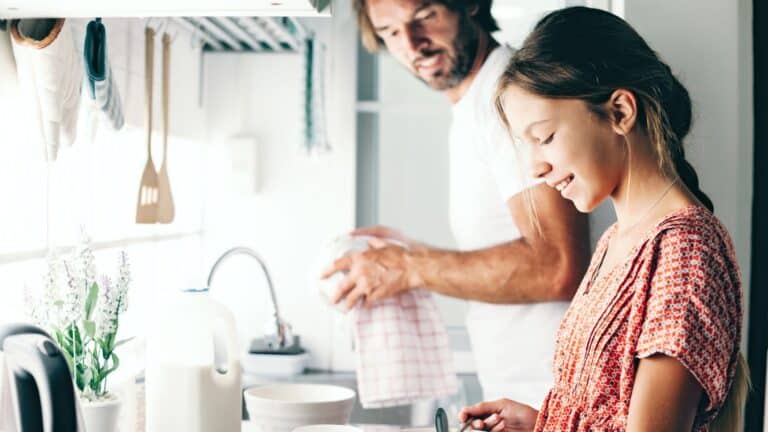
[145,289,241,432]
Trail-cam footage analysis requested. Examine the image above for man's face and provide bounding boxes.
[367,0,479,91]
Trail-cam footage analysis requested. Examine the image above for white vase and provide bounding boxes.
[81,395,121,432]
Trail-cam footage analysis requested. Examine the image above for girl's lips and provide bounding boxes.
[554,174,574,192]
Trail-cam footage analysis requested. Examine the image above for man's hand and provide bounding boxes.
[459,399,539,432]
[350,225,421,249]
[320,229,423,310]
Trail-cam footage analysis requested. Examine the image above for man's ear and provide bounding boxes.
[606,89,638,136]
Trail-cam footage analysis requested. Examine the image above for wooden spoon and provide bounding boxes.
[156,32,175,224]
[135,26,158,224]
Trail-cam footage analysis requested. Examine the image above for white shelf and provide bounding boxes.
[0,0,331,18]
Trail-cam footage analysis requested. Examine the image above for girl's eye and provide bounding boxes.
[541,133,555,145]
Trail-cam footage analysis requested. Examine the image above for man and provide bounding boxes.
[323,0,590,408]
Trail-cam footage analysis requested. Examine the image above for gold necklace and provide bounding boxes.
[586,177,678,293]
[618,177,678,235]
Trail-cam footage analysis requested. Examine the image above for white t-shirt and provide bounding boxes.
[449,45,569,408]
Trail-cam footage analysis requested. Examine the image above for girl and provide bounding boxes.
[459,6,749,432]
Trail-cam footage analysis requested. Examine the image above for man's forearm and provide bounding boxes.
[405,239,581,303]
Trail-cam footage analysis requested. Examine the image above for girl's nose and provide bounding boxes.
[531,160,552,180]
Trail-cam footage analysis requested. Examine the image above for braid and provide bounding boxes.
[670,142,714,211]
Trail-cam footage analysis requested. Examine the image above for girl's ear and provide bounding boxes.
[607,88,638,136]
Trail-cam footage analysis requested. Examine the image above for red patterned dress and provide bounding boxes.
[534,205,742,431]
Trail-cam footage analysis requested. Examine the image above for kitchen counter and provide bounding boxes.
[130,370,480,431]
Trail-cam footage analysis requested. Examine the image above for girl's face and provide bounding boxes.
[500,85,627,212]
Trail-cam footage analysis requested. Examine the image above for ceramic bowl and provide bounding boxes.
[292,426,363,432]
[244,383,356,432]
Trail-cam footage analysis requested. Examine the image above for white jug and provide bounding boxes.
[145,289,241,432]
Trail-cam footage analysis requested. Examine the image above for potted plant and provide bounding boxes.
[26,232,131,432]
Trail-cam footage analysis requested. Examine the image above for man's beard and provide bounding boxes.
[413,14,479,91]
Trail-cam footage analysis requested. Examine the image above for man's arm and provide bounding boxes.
[325,183,590,308]
[405,182,590,303]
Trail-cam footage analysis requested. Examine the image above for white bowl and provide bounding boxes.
[244,383,356,432]
[292,426,362,432]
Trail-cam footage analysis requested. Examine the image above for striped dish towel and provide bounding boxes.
[352,288,459,408]
[84,18,124,130]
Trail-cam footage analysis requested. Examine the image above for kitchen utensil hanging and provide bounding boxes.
[156,32,175,224]
[136,26,159,224]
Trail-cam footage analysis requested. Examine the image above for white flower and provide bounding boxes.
[62,261,85,324]
[74,230,97,288]
[96,276,118,335]
[115,251,130,313]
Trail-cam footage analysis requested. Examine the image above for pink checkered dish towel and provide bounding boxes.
[351,288,459,408]
[318,235,459,408]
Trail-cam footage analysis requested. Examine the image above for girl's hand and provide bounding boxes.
[458,399,539,432]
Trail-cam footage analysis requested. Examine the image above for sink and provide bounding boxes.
[242,370,482,427]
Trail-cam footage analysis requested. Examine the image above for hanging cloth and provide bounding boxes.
[10,18,82,161]
[303,35,330,153]
[83,18,124,131]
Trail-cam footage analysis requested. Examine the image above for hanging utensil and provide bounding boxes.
[156,32,175,224]
[135,26,158,224]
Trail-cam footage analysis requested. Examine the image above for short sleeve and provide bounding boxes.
[636,227,741,414]
[485,117,543,200]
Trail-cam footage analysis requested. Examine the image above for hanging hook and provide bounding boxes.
[190,19,205,50]
[157,18,168,35]
[164,20,179,44]
[145,17,167,33]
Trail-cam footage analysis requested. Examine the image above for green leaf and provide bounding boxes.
[113,336,135,349]
[59,346,75,376]
[75,367,86,392]
[83,320,96,339]
[85,282,99,320]
[103,352,120,377]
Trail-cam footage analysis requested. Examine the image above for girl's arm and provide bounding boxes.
[627,354,703,431]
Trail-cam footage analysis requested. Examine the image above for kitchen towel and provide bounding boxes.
[10,18,82,161]
[83,18,124,131]
[303,35,329,154]
[318,235,459,408]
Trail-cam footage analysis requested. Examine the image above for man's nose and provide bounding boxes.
[403,24,429,56]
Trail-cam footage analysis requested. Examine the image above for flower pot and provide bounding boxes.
[81,394,121,432]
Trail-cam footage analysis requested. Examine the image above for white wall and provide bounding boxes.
[200,13,358,370]
[622,0,754,347]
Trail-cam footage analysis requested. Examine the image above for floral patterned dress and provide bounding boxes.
[534,205,743,431]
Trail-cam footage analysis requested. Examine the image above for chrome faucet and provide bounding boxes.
[206,246,292,350]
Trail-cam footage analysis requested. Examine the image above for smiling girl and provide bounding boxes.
[459,6,749,432]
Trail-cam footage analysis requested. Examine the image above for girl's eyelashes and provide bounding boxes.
[540,133,555,145]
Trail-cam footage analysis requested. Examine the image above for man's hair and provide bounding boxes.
[354,0,499,52]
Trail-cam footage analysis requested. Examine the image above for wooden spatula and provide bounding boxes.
[156,32,175,224]
[136,26,158,224]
